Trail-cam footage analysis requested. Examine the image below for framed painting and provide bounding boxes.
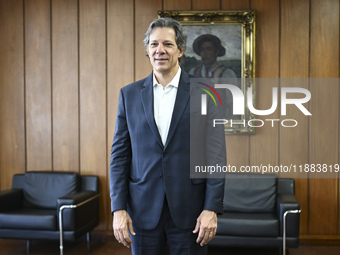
[158,10,256,134]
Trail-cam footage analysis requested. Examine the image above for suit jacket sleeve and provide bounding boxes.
[110,89,131,213]
[204,88,227,214]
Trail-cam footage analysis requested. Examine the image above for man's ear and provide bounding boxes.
[178,48,184,58]
[146,47,151,58]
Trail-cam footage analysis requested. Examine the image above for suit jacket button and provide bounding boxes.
[163,151,168,157]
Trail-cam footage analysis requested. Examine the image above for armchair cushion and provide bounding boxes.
[23,172,79,209]
[0,208,56,230]
[224,173,277,213]
[216,212,279,237]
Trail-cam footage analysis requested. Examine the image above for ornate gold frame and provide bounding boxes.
[159,10,256,134]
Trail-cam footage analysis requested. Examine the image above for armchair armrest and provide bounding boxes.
[0,189,22,211]
[57,191,99,255]
[277,194,300,237]
[57,191,99,231]
[57,190,97,206]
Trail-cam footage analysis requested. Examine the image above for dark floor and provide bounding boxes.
[0,232,340,255]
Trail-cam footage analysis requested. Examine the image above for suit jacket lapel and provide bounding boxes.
[164,71,191,149]
[140,72,163,148]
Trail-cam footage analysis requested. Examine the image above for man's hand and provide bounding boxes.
[112,210,136,248]
[192,210,217,246]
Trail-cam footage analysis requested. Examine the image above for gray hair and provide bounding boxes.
[143,18,186,52]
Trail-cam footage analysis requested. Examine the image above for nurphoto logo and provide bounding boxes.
[199,83,312,128]
[197,82,223,115]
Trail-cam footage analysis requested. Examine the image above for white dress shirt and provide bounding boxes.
[153,67,181,145]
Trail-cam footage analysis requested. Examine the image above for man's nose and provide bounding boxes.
[156,44,166,54]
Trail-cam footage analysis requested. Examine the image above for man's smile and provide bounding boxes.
[154,55,168,61]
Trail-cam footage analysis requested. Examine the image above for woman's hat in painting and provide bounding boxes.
[192,34,226,57]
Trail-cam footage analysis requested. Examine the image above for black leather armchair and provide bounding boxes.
[0,171,99,255]
[209,173,301,254]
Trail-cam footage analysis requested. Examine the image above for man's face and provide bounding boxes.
[147,27,184,75]
[199,41,219,66]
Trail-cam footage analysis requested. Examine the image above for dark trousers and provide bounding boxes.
[130,199,208,255]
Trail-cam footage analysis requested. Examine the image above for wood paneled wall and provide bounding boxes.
[0,0,340,240]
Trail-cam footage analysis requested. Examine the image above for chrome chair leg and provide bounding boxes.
[283,209,301,255]
[58,195,99,255]
[87,232,91,250]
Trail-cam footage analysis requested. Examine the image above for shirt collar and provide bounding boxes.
[153,66,182,88]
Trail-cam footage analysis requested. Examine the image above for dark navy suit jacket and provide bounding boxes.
[110,70,226,230]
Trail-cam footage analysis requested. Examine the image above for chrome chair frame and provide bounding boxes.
[58,194,100,255]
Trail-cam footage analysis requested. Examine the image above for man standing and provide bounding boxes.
[110,18,226,255]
